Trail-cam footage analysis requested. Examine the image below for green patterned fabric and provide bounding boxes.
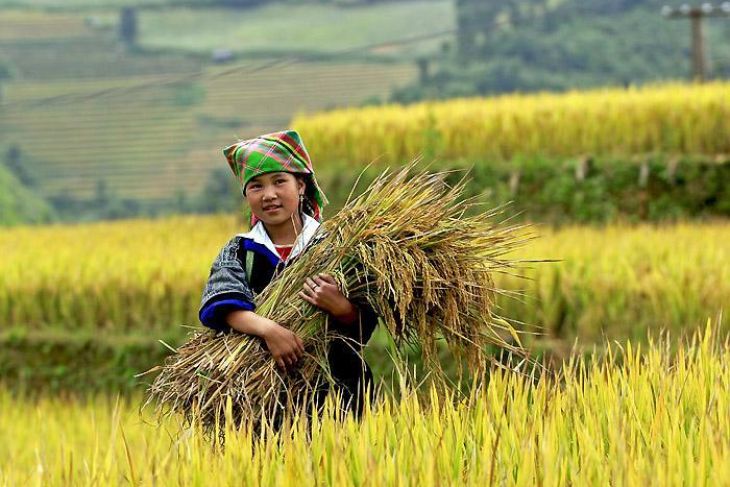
[223,130,329,223]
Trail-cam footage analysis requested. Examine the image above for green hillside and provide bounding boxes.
[0,164,55,225]
[1,61,416,200]
[395,0,730,100]
[137,1,454,60]
[0,0,177,7]
[1,0,728,222]
[0,8,417,202]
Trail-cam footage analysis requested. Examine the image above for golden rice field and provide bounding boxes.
[0,216,727,343]
[1,326,727,486]
[292,82,730,164]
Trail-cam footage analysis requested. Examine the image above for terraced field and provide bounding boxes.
[0,10,201,79]
[2,215,727,342]
[0,9,417,200]
[1,63,416,199]
[0,0,176,7]
[138,1,455,59]
[0,10,93,40]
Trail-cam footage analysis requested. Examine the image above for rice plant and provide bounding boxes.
[292,82,730,164]
[145,166,533,430]
[1,323,727,486]
[0,217,727,342]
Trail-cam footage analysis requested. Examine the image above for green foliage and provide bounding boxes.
[0,60,13,81]
[3,145,35,187]
[0,329,171,393]
[315,155,730,225]
[15,148,726,225]
[170,81,206,106]
[193,167,240,213]
[0,163,55,226]
[0,325,495,393]
[44,168,238,222]
[397,1,730,101]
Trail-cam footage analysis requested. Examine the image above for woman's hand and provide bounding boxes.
[299,273,358,324]
[260,319,305,371]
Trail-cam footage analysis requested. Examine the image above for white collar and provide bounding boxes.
[237,213,321,262]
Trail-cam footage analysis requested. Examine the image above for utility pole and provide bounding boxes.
[662,2,730,81]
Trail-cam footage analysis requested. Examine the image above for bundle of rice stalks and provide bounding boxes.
[144,165,533,430]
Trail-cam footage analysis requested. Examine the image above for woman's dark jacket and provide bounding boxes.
[198,215,378,409]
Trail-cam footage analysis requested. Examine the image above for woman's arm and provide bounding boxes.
[199,238,304,370]
[198,236,257,332]
[330,301,359,325]
[226,310,305,371]
[305,274,379,345]
[299,274,357,322]
[226,309,275,336]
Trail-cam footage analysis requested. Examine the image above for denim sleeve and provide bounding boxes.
[198,236,256,332]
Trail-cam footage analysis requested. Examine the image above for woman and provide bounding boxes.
[198,129,378,419]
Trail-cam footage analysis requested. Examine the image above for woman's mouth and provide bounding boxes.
[263,205,282,213]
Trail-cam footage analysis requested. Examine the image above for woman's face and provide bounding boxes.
[244,172,305,226]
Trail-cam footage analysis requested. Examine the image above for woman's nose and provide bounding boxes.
[262,186,277,200]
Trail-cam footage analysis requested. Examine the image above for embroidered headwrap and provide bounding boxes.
[223,130,329,226]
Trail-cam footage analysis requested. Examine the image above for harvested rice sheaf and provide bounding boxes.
[145,165,534,430]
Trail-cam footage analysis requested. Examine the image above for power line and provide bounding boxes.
[662,2,730,81]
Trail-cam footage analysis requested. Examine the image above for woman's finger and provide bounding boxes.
[276,358,286,370]
[319,274,337,285]
[303,281,323,298]
[305,277,318,290]
[303,282,318,296]
[299,290,316,305]
[313,275,327,288]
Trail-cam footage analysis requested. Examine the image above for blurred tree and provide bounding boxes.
[195,168,239,213]
[456,0,549,59]
[455,0,499,58]
[119,7,138,47]
[3,145,37,188]
[0,60,13,103]
[93,179,110,209]
[0,164,56,225]
[395,0,699,102]
[572,0,652,15]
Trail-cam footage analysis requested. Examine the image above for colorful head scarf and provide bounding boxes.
[223,130,329,226]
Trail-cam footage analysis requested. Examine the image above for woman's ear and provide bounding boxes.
[296,176,306,195]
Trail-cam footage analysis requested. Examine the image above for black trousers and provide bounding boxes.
[315,336,374,419]
[262,335,374,435]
